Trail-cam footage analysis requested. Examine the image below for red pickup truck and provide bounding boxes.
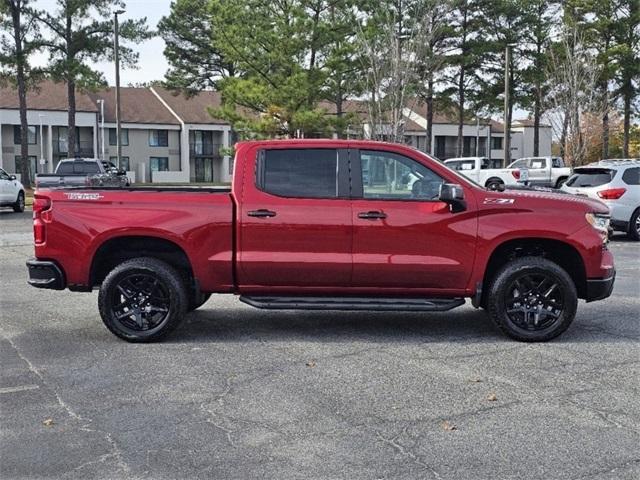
[27,140,615,343]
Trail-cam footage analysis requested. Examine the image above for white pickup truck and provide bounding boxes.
[507,157,572,188]
[444,157,518,190]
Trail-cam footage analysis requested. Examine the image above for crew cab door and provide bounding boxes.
[527,157,549,186]
[237,147,352,289]
[350,149,477,292]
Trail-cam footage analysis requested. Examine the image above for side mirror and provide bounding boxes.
[9,174,16,180]
[439,183,467,212]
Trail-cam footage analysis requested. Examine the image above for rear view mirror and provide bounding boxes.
[439,183,466,212]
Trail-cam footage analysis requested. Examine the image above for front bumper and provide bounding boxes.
[26,259,65,290]
[585,270,615,302]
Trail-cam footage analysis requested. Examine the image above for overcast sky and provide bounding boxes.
[32,0,171,86]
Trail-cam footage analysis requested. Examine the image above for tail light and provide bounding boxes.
[597,188,626,200]
[511,170,520,180]
[33,194,52,244]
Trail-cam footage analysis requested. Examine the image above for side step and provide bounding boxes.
[239,296,465,312]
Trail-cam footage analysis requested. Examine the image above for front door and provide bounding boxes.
[350,149,477,293]
[237,147,352,290]
[195,157,214,183]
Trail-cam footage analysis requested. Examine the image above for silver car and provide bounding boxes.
[561,159,640,240]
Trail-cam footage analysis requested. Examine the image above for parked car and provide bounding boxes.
[35,158,129,189]
[444,157,519,190]
[507,156,572,188]
[28,140,614,343]
[0,167,25,212]
[561,159,640,240]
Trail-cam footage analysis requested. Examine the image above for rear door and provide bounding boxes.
[350,149,478,293]
[237,146,352,290]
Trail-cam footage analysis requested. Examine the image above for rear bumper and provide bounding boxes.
[585,271,615,302]
[26,259,65,290]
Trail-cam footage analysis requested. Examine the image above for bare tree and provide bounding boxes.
[545,27,604,166]
[356,0,435,143]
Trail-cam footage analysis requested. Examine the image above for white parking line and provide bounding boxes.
[0,384,40,394]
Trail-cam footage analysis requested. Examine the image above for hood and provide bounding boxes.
[479,188,610,215]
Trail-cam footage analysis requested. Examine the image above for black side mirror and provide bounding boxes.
[439,183,467,212]
[9,174,16,180]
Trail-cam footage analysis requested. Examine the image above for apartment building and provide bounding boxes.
[0,81,551,184]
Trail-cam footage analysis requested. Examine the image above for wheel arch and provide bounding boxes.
[485,176,505,187]
[90,235,195,288]
[480,237,587,307]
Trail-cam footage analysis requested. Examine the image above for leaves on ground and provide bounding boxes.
[441,420,457,431]
[468,377,483,383]
[305,360,316,368]
[487,393,498,402]
[42,418,54,427]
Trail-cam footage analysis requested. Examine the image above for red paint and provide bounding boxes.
[32,139,613,298]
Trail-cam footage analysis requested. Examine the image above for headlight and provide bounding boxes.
[585,213,610,243]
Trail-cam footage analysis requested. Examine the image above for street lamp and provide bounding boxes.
[114,9,125,167]
[503,42,517,167]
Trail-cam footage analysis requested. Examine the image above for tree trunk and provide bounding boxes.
[67,80,76,158]
[457,70,464,157]
[12,1,31,188]
[602,80,609,159]
[425,76,434,155]
[560,110,569,161]
[533,82,540,157]
[623,90,631,158]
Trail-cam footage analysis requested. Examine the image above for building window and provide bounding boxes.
[108,128,129,146]
[15,155,37,178]
[149,130,169,147]
[110,156,130,171]
[14,125,37,145]
[492,137,503,150]
[150,157,169,171]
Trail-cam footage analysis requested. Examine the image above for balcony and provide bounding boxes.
[53,140,94,158]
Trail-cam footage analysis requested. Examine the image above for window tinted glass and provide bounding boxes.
[446,160,476,171]
[622,167,639,185]
[552,157,564,168]
[361,150,444,200]
[0,168,10,180]
[74,162,100,174]
[566,168,614,187]
[56,162,73,174]
[261,149,337,198]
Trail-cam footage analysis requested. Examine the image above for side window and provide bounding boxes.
[529,158,547,169]
[259,148,338,198]
[509,159,527,169]
[56,162,73,174]
[360,150,444,200]
[0,168,9,180]
[622,167,639,185]
[552,157,564,168]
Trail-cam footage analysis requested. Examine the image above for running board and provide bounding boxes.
[239,296,465,312]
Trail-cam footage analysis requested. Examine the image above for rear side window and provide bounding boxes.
[56,162,73,174]
[76,162,100,174]
[446,160,476,171]
[566,168,614,187]
[622,167,639,185]
[259,149,338,198]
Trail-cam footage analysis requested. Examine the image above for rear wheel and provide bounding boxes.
[487,256,577,342]
[98,257,188,342]
[627,209,640,241]
[13,191,25,213]
[555,177,568,188]
[486,179,504,191]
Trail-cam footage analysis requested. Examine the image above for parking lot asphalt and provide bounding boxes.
[1,208,639,480]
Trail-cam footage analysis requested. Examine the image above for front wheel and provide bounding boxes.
[13,191,25,213]
[486,256,578,342]
[98,257,188,342]
[627,209,640,241]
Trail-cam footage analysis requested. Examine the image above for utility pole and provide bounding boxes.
[114,10,125,167]
[98,99,105,161]
[503,43,516,167]
[39,114,46,171]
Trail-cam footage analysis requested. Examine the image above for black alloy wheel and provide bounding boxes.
[487,256,578,342]
[98,257,188,342]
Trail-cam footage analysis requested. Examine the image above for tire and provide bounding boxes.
[486,179,504,191]
[486,256,578,342]
[188,291,211,311]
[627,209,640,241]
[13,191,25,213]
[98,257,188,342]
[555,177,568,188]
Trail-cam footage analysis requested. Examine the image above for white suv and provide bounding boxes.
[0,168,25,213]
[561,159,640,240]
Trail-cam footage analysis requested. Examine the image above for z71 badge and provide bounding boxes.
[483,198,515,205]
[64,192,104,201]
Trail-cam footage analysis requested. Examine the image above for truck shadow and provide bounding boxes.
[169,304,637,345]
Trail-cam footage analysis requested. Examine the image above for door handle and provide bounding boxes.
[247,209,277,218]
[358,210,387,220]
